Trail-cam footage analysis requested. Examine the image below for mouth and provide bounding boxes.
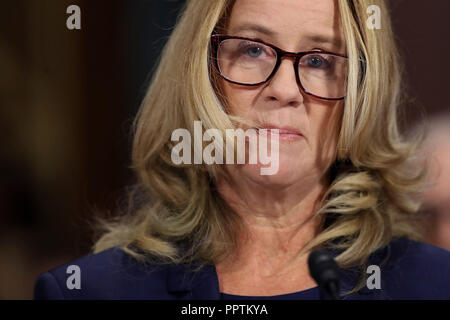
[253,125,304,142]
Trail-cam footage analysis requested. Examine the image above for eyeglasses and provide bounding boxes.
[210,34,349,100]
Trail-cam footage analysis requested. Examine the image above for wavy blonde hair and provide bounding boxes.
[92,0,429,294]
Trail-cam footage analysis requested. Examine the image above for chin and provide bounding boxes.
[240,158,307,189]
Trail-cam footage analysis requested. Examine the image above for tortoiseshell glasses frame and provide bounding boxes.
[210,34,349,101]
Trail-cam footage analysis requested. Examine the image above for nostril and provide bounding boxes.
[288,100,299,107]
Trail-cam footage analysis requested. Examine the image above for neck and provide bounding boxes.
[215,170,329,275]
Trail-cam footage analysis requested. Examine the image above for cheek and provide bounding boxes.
[222,81,259,116]
[310,102,344,160]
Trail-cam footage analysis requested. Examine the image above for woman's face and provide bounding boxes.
[220,0,346,188]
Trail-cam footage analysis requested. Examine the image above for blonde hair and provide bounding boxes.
[92,0,429,294]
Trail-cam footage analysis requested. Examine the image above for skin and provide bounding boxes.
[421,127,450,251]
[215,0,346,295]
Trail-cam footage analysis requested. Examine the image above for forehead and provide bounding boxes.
[226,0,344,51]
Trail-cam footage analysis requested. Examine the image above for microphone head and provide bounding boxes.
[308,249,340,295]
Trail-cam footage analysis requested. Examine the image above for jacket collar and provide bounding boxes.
[166,261,386,300]
[167,262,221,299]
[166,244,391,300]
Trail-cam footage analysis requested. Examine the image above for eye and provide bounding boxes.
[306,55,328,68]
[246,46,263,58]
[300,53,338,71]
[238,41,266,58]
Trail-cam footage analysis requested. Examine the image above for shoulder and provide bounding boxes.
[34,247,174,299]
[369,237,450,299]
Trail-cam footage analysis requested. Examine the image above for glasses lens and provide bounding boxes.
[298,53,348,99]
[217,38,277,84]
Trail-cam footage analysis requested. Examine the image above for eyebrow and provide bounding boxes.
[230,23,277,37]
[303,34,343,49]
[230,23,344,49]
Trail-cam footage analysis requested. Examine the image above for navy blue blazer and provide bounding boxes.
[34,237,450,299]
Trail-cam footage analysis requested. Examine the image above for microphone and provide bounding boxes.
[308,249,341,300]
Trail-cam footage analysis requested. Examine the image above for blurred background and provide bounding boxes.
[0,0,449,299]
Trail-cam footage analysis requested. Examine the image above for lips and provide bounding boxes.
[253,125,304,141]
[255,126,302,135]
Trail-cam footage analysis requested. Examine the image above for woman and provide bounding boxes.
[35,0,450,299]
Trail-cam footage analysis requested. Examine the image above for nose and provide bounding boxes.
[262,57,304,107]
